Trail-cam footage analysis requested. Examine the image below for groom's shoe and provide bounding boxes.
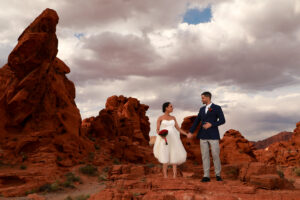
[201,177,210,182]
[216,176,223,181]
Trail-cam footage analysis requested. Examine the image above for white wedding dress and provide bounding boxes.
[153,119,187,165]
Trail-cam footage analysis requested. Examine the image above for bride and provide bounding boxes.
[153,102,188,178]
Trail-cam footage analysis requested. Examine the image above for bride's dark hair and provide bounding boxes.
[162,102,171,113]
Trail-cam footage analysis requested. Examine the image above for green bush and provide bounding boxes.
[65,194,90,200]
[102,166,111,173]
[294,167,300,176]
[25,189,37,195]
[20,164,27,170]
[113,158,121,165]
[133,192,142,197]
[65,172,82,183]
[224,166,239,178]
[79,164,98,176]
[98,173,108,182]
[57,156,63,161]
[277,170,284,178]
[193,161,199,166]
[62,172,82,188]
[145,163,155,168]
[94,144,100,150]
[140,177,146,182]
[88,152,94,162]
[21,152,28,162]
[39,181,61,192]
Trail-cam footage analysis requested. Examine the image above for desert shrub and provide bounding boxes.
[294,167,300,176]
[193,161,199,166]
[21,152,28,162]
[98,173,108,182]
[75,194,90,200]
[20,164,27,170]
[88,152,94,162]
[224,166,239,178]
[39,181,61,192]
[132,192,142,197]
[62,172,82,188]
[277,170,284,178]
[65,194,90,200]
[102,166,111,173]
[140,177,146,182]
[25,189,37,195]
[79,164,98,176]
[113,158,121,165]
[145,163,155,168]
[94,144,100,150]
[57,156,63,161]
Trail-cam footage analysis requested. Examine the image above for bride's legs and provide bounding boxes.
[172,164,177,178]
[163,164,168,178]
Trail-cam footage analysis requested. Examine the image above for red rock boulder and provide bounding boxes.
[180,115,203,165]
[255,121,300,166]
[84,95,156,164]
[220,129,257,164]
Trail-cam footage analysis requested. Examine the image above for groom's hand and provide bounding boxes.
[203,122,212,130]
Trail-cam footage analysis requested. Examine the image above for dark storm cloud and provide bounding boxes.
[69,31,162,82]
[161,33,300,90]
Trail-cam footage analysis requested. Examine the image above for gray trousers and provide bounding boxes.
[200,139,221,177]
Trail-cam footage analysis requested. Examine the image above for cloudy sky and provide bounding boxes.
[1,0,300,141]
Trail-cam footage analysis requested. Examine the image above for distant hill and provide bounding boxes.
[252,131,293,149]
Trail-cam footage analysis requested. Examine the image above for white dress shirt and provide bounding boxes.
[205,102,212,114]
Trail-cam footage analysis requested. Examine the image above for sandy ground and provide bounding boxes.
[2,176,106,200]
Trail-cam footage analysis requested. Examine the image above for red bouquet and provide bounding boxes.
[158,129,168,145]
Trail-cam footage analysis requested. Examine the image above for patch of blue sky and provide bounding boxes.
[183,6,212,24]
[74,33,84,39]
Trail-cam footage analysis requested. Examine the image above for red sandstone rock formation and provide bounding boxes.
[253,131,293,150]
[220,129,257,164]
[255,121,300,166]
[180,115,203,165]
[0,8,93,197]
[83,95,156,164]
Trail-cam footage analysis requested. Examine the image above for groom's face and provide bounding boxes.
[201,95,210,105]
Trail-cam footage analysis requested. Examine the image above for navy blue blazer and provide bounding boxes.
[189,103,225,140]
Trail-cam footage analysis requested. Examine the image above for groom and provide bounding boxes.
[187,91,225,182]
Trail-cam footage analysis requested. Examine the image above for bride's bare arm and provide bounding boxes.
[173,117,188,136]
[156,116,162,134]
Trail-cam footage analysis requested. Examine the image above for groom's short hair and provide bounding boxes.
[201,91,212,99]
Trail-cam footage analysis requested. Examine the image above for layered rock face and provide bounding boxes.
[0,8,93,196]
[255,122,300,166]
[84,95,156,163]
[220,129,257,164]
[253,131,293,150]
[180,115,203,165]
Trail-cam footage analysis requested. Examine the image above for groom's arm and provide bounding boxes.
[189,108,202,134]
[211,106,225,127]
